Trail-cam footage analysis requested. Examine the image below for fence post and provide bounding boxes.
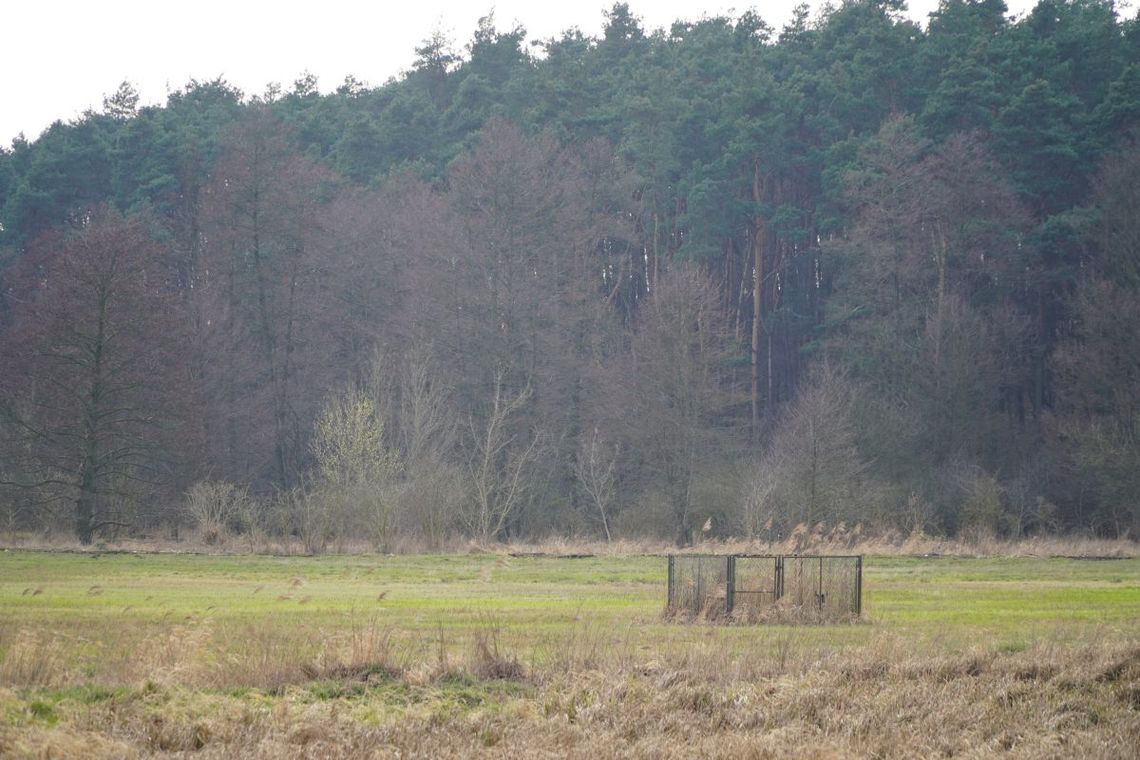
[818,556,824,610]
[856,555,863,616]
[667,555,675,610]
[775,555,784,601]
[726,555,736,616]
[696,557,703,612]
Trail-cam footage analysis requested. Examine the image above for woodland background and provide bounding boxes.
[0,0,1137,547]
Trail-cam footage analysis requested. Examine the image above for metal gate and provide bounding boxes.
[667,554,730,618]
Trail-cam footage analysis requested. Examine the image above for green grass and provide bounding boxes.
[2,550,1137,627]
[866,556,1140,642]
[2,550,1138,674]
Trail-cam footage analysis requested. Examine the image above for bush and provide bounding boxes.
[184,481,260,546]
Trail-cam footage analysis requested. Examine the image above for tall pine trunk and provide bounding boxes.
[750,162,766,444]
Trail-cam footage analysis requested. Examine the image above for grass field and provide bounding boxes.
[1,549,1138,757]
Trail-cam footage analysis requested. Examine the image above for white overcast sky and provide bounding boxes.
[2,0,1042,147]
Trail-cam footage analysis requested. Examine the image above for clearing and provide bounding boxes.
[0,550,1138,757]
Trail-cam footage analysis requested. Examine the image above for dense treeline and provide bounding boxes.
[1,0,1137,546]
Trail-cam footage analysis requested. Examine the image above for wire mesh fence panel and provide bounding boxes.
[778,555,813,610]
[668,555,729,617]
[773,555,862,618]
[820,556,861,617]
[732,556,781,616]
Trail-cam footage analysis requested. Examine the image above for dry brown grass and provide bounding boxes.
[3,524,1135,558]
[1,634,1137,758]
[506,527,1140,559]
[0,630,66,688]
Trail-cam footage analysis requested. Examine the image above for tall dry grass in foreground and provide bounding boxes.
[1,620,1138,758]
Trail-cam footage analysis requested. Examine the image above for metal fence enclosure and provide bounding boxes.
[667,554,862,622]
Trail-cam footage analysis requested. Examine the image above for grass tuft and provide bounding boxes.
[470,620,525,681]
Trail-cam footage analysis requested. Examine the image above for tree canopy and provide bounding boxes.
[2,0,1138,544]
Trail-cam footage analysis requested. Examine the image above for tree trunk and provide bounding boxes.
[75,463,97,545]
[76,286,108,545]
[750,162,766,444]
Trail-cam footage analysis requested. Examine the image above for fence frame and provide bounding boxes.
[666,554,862,619]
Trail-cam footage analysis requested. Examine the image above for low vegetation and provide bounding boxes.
[1,550,1137,757]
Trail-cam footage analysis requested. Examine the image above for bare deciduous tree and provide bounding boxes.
[384,347,464,546]
[621,265,743,546]
[310,386,403,551]
[574,426,617,541]
[746,363,878,532]
[464,374,544,542]
[198,107,337,489]
[184,480,262,548]
[0,209,187,543]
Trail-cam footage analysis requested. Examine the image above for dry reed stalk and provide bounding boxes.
[0,630,66,688]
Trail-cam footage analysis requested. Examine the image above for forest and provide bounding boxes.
[0,0,1137,547]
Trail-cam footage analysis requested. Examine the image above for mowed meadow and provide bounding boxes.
[1,549,1138,758]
